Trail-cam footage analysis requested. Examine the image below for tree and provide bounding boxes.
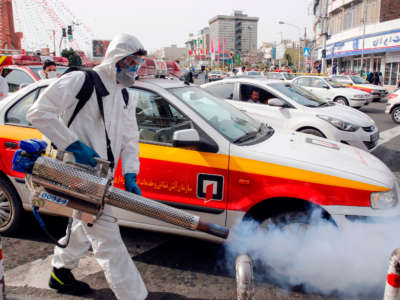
[61,48,82,66]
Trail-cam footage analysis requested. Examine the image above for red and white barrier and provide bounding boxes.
[235,254,255,300]
[384,248,400,300]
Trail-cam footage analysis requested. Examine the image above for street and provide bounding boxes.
[1,100,399,300]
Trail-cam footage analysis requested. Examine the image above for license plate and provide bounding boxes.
[370,132,379,142]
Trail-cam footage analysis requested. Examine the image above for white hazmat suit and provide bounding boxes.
[27,33,148,300]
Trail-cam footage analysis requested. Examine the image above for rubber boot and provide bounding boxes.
[49,267,93,295]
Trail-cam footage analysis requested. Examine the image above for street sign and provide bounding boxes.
[303,47,311,57]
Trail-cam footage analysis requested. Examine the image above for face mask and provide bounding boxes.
[116,69,137,87]
[47,71,57,79]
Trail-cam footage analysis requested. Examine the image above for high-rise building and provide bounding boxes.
[208,11,258,61]
[314,0,400,86]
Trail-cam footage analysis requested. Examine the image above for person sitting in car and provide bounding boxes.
[248,89,263,104]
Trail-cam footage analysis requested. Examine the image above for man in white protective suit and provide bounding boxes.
[27,33,148,300]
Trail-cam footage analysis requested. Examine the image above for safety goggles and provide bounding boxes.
[121,55,145,72]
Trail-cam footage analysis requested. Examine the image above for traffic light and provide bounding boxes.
[67,25,73,37]
[62,28,66,37]
[322,49,327,59]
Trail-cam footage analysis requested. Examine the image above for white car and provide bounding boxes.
[292,76,372,107]
[330,75,389,101]
[385,88,400,123]
[0,77,398,242]
[201,78,379,151]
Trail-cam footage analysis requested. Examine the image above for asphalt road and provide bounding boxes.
[2,101,399,300]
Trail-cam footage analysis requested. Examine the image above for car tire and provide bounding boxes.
[391,106,400,124]
[0,177,23,234]
[299,128,325,138]
[259,211,312,234]
[334,96,349,106]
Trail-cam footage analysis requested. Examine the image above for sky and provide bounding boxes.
[62,0,315,52]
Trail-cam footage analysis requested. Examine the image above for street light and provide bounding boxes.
[278,21,301,72]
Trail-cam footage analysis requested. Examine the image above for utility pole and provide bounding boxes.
[321,0,329,74]
[360,0,367,74]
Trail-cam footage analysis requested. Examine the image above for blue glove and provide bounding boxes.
[66,141,99,167]
[124,173,142,196]
[12,139,48,173]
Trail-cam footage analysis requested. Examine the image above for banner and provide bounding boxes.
[218,37,221,54]
[92,40,111,57]
[223,38,226,54]
[211,40,214,53]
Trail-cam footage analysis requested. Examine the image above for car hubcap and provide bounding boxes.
[0,190,11,228]
[394,109,400,122]
[337,98,346,105]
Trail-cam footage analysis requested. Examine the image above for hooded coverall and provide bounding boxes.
[26,33,148,300]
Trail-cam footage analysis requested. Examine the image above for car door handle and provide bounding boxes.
[4,142,18,149]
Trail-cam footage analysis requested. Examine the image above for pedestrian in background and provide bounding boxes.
[373,71,380,85]
[238,66,247,75]
[39,60,59,80]
[0,74,8,101]
[197,65,208,84]
[378,72,384,86]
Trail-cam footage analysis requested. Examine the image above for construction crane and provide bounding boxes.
[10,0,96,56]
[0,0,22,50]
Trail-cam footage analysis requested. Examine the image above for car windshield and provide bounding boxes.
[248,71,260,75]
[350,76,369,84]
[268,82,328,107]
[283,73,296,80]
[29,66,68,79]
[325,78,344,88]
[169,86,271,143]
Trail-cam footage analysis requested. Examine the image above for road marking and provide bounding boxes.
[5,239,166,290]
[377,125,400,147]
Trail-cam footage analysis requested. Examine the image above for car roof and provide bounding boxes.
[204,77,283,86]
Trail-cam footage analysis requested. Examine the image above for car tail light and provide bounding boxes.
[389,94,398,100]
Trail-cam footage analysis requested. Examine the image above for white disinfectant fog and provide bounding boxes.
[224,209,399,298]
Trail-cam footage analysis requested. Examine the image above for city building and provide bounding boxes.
[314,0,400,86]
[208,10,258,64]
[154,44,186,62]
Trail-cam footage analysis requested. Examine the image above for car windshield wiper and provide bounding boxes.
[317,102,331,107]
[233,131,258,144]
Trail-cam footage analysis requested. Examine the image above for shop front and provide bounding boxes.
[318,29,400,85]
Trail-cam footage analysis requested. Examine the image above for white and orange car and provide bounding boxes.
[330,75,389,102]
[0,77,398,241]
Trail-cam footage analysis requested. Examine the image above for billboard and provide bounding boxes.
[92,40,111,57]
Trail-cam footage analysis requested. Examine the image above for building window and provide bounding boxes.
[384,63,399,85]
[366,0,378,24]
[343,6,353,30]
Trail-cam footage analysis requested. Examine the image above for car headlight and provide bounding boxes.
[352,94,367,99]
[317,115,360,132]
[371,190,397,209]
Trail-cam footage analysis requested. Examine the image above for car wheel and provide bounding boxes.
[299,128,325,138]
[334,96,349,106]
[391,106,400,124]
[259,211,311,234]
[0,177,23,234]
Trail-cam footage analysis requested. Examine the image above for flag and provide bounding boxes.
[188,49,192,56]
[211,40,214,53]
[223,38,226,54]
[218,37,221,54]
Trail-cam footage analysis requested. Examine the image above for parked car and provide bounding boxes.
[0,54,68,92]
[330,75,389,101]
[265,72,296,81]
[201,78,379,151]
[0,77,398,243]
[292,76,372,108]
[385,89,400,124]
[208,70,224,81]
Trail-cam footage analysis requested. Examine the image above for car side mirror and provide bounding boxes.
[172,128,200,147]
[322,84,330,89]
[268,98,286,107]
